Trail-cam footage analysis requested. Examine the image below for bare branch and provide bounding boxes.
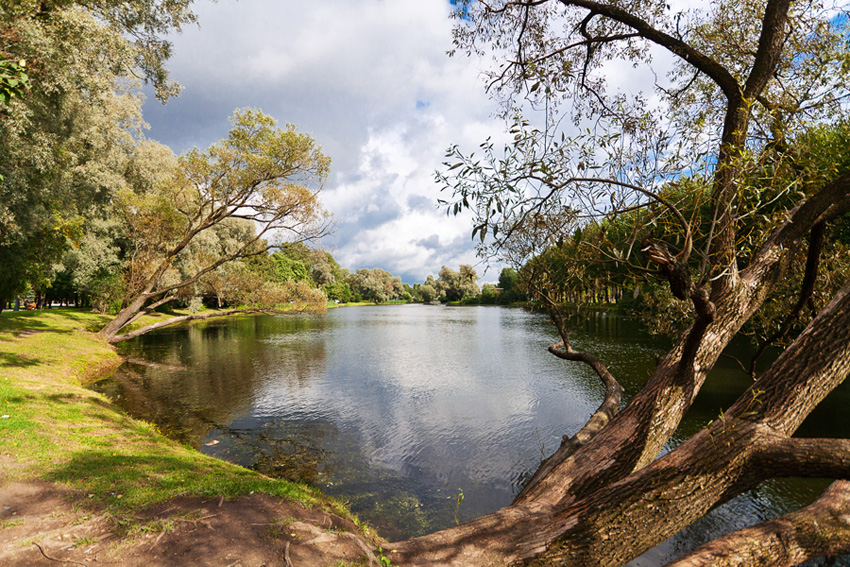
[515,336,623,502]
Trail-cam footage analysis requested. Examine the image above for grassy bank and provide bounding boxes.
[0,308,342,517]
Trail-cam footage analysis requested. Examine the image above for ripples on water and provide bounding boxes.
[91,305,849,565]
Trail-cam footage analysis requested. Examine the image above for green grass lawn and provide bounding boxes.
[0,308,335,515]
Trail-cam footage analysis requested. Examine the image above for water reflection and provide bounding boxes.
[91,305,849,563]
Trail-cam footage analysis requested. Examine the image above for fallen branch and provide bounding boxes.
[33,542,90,567]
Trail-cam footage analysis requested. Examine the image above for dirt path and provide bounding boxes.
[1,481,384,567]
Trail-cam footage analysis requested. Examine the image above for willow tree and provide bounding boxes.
[390,0,850,566]
[98,109,331,343]
[0,0,195,308]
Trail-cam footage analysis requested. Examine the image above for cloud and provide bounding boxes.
[414,234,442,250]
[142,0,510,283]
[407,194,435,212]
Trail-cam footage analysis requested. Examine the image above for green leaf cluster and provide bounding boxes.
[0,58,29,106]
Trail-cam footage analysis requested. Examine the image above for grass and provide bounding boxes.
[0,308,338,516]
[328,301,379,308]
[72,536,98,548]
[1,519,24,529]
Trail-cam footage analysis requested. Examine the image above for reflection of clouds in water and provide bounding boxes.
[249,306,597,489]
[109,306,846,549]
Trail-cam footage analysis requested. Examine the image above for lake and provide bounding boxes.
[91,304,848,565]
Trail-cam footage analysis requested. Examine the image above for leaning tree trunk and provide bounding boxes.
[666,481,850,567]
[388,278,850,567]
[388,173,850,566]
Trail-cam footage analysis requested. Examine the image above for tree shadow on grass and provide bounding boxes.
[43,449,311,513]
[0,309,111,333]
[0,353,43,368]
[45,452,219,506]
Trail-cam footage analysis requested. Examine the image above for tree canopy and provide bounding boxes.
[98,109,332,343]
[0,0,195,309]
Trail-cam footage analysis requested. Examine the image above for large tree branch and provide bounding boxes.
[555,0,740,100]
[743,0,792,99]
[515,338,623,502]
[729,277,850,433]
[749,222,825,377]
[107,308,264,344]
[753,437,850,480]
[665,481,850,567]
[121,294,178,330]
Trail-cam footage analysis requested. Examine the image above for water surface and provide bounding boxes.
[92,305,848,564]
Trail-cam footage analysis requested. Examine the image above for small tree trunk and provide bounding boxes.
[99,293,153,340]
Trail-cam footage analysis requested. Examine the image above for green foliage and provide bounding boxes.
[1,1,197,101]
[435,265,479,302]
[448,119,850,344]
[0,58,30,106]
[418,282,438,303]
[375,545,395,567]
[61,216,127,313]
[495,267,523,303]
[452,488,464,526]
[324,280,353,303]
[0,4,148,305]
[475,284,499,305]
[0,0,198,306]
[272,253,312,284]
[347,268,404,304]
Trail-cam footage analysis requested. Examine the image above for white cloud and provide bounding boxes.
[143,0,506,283]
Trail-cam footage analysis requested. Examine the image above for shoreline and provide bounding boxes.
[0,308,386,566]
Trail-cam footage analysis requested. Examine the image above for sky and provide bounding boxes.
[141,0,511,284]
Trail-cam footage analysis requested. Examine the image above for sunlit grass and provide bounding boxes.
[0,308,326,514]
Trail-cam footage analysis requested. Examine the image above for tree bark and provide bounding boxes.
[389,280,850,567]
[666,481,850,567]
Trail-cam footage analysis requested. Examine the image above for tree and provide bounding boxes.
[2,1,196,101]
[62,215,127,313]
[419,278,439,303]
[497,266,524,303]
[436,264,480,301]
[0,1,195,310]
[98,109,331,343]
[271,253,312,284]
[323,280,353,303]
[347,268,404,303]
[389,1,850,566]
